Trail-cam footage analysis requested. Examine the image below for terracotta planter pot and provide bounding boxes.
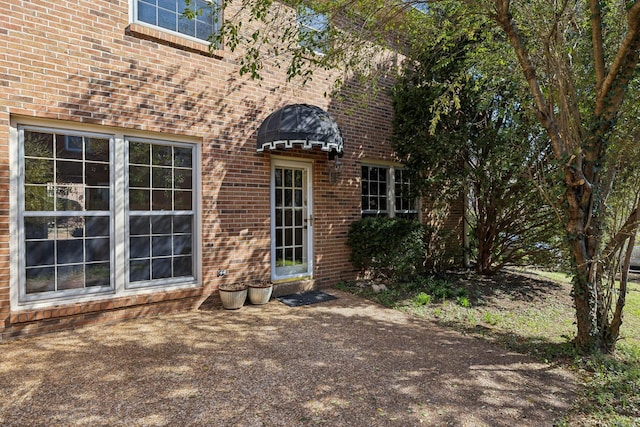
[248,284,273,305]
[219,285,248,309]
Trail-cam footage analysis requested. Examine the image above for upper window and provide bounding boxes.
[297,6,329,55]
[361,165,418,220]
[134,0,221,43]
[16,125,199,304]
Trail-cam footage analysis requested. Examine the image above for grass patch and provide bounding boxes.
[336,270,640,425]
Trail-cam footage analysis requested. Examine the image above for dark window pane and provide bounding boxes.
[295,228,302,245]
[86,163,109,186]
[285,210,292,226]
[151,216,172,234]
[174,147,192,167]
[86,263,110,287]
[86,187,110,211]
[57,264,85,290]
[174,169,192,189]
[86,216,109,237]
[295,247,303,263]
[56,135,83,160]
[294,170,302,187]
[130,236,151,259]
[173,256,192,277]
[152,145,172,166]
[294,189,302,207]
[275,229,282,247]
[129,165,150,188]
[130,259,150,282]
[284,189,292,207]
[152,236,172,256]
[275,169,282,187]
[26,240,55,267]
[173,215,192,233]
[24,158,54,184]
[57,240,84,264]
[380,198,387,211]
[130,216,150,235]
[24,217,53,239]
[152,190,172,210]
[24,131,54,158]
[152,167,172,188]
[86,138,109,161]
[25,267,55,293]
[173,235,192,255]
[294,210,302,226]
[56,216,82,238]
[86,238,110,262]
[285,169,292,187]
[129,141,151,165]
[285,228,292,246]
[130,189,150,210]
[275,188,282,207]
[57,161,83,184]
[152,258,172,279]
[174,191,192,210]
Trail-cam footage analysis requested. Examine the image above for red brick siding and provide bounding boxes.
[0,0,464,339]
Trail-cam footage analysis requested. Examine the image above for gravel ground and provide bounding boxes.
[0,289,577,426]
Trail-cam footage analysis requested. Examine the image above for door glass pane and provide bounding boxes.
[274,165,309,278]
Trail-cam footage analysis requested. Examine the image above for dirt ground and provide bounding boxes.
[0,289,577,426]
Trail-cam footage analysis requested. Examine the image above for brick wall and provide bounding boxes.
[0,0,464,339]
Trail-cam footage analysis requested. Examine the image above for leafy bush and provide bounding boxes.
[413,292,432,306]
[347,217,426,281]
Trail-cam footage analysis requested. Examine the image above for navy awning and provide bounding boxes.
[256,104,344,159]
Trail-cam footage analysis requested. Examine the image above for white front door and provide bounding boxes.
[271,159,313,280]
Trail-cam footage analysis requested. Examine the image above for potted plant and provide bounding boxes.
[248,279,273,305]
[218,282,248,309]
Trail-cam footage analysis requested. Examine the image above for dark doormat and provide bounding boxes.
[276,290,338,307]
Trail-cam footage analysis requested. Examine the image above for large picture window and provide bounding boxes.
[16,125,199,304]
[361,164,418,220]
[134,0,221,43]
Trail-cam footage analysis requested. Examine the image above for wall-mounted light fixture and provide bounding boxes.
[329,157,342,184]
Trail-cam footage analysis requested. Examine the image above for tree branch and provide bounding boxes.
[590,0,606,94]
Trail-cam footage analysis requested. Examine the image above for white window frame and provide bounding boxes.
[361,163,419,220]
[130,0,222,45]
[10,118,202,310]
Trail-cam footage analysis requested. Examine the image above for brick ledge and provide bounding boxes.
[125,23,224,58]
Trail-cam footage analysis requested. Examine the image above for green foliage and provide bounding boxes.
[391,27,565,274]
[412,291,431,306]
[347,217,426,281]
[456,296,470,308]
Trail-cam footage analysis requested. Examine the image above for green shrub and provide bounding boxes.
[413,292,432,306]
[347,217,426,281]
